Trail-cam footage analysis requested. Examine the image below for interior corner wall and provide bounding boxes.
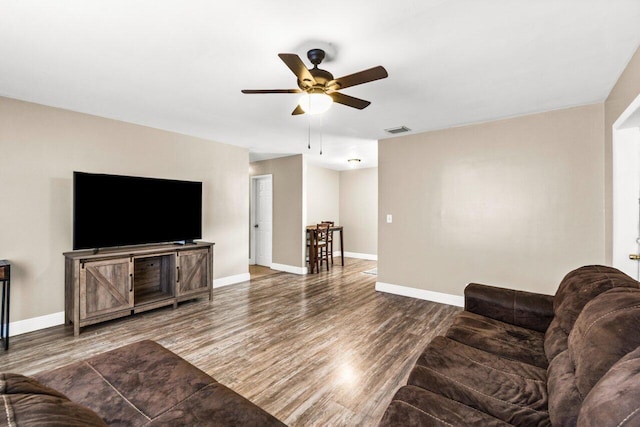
[378,104,605,297]
[605,45,640,264]
[339,167,378,257]
[250,155,304,269]
[0,96,249,325]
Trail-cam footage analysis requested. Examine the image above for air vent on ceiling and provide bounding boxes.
[384,126,411,134]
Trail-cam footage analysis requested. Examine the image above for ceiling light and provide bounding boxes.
[298,92,332,115]
[348,158,361,167]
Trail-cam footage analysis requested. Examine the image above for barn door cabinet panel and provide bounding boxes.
[177,248,212,300]
[80,257,133,321]
[65,242,214,336]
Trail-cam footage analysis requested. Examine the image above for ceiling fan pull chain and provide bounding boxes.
[308,113,311,149]
[319,115,323,155]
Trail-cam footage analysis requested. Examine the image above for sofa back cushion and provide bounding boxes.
[577,345,640,426]
[544,265,639,361]
[569,287,640,395]
[547,287,640,426]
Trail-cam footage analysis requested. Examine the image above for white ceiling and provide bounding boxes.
[1,1,640,170]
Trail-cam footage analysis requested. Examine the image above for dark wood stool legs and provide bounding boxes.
[0,261,10,351]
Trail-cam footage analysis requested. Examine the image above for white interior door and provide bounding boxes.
[613,95,640,279]
[254,176,272,266]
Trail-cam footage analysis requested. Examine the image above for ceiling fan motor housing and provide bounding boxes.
[307,49,326,66]
[297,49,335,91]
[299,68,334,90]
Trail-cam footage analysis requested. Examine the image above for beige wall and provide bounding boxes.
[306,163,340,225]
[250,155,304,268]
[379,104,605,297]
[605,46,640,264]
[339,167,378,256]
[0,96,249,323]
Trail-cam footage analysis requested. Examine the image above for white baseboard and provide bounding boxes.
[8,281,460,337]
[337,251,377,261]
[214,273,251,288]
[375,282,464,307]
[9,274,251,337]
[271,263,307,275]
[9,311,65,337]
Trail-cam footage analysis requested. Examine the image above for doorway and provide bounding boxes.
[250,175,273,267]
[613,94,640,279]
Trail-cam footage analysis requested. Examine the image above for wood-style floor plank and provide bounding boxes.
[1,258,461,426]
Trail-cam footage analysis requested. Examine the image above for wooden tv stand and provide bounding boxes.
[64,242,214,336]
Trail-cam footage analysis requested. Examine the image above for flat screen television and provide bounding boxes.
[73,172,202,250]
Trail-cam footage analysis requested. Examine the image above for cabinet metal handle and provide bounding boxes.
[129,273,133,292]
[630,254,640,260]
[176,266,180,283]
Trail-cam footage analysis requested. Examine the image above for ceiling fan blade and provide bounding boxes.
[330,92,371,110]
[291,105,305,115]
[327,66,388,91]
[241,89,301,94]
[278,53,316,87]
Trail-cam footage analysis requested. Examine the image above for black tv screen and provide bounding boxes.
[73,172,202,250]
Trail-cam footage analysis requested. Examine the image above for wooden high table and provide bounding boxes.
[306,225,344,273]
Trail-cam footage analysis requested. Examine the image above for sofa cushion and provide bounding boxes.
[578,346,640,427]
[379,385,512,427]
[445,310,547,368]
[569,287,640,397]
[407,336,550,426]
[546,350,582,427]
[544,265,640,361]
[543,321,569,365]
[1,373,107,426]
[34,340,285,426]
[145,381,286,426]
[547,287,640,427]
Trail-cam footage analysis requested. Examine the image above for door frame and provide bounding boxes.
[250,174,273,266]
[613,93,640,278]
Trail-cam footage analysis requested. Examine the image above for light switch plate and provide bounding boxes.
[386,214,393,223]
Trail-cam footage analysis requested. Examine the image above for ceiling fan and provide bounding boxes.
[241,48,388,115]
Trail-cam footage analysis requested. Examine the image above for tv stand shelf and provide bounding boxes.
[64,242,214,336]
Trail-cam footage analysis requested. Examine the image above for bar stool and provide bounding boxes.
[321,221,335,265]
[315,223,331,271]
[307,224,330,273]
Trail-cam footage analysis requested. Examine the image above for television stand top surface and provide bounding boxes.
[64,241,214,259]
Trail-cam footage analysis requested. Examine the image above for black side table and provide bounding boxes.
[0,260,10,351]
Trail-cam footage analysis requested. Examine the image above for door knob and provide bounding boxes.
[254,224,259,228]
[630,254,640,260]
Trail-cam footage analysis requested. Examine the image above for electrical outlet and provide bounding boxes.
[386,214,393,223]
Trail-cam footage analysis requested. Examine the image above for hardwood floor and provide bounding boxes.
[1,258,461,426]
[249,264,280,279]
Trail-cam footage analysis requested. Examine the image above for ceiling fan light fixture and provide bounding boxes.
[298,92,332,115]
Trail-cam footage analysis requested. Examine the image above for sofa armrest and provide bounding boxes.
[464,283,554,332]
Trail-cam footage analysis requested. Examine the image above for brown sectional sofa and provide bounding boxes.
[378,265,640,426]
[2,340,284,426]
[5,265,640,426]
